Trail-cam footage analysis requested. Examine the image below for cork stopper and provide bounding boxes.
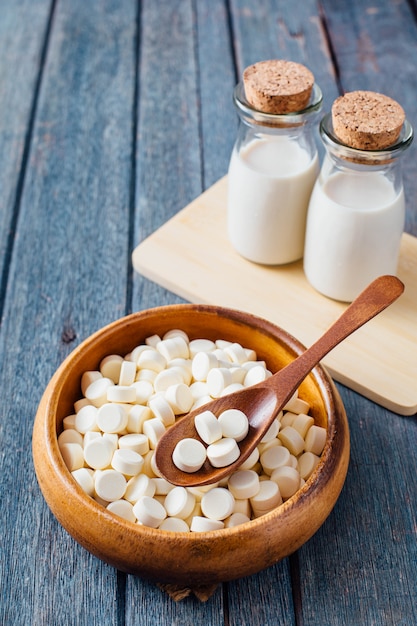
[332,91,405,150]
[243,60,314,114]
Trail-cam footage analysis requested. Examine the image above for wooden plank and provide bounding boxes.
[132,0,202,310]
[125,577,225,624]
[295,387,417,625]
[0,0,52,291]
[130,0,227,621]
[228,559,297,625]
[229,0,340,113]
[0,1,137,624]
[195,0,238,188]
[132,176,417,415]
[296,2,417,624]
[134,0,202,242]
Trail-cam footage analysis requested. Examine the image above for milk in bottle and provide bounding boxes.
[227,60,322,265]
[304,92,413,302]
[228,135,319,265]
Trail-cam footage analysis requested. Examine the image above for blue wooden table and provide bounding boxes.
[1,1,416,624]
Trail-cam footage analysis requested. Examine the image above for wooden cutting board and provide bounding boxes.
[132,176,417,416]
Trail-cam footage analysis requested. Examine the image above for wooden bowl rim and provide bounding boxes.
[32,303,349,581]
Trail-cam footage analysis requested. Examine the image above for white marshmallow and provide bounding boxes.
[60,443,84,471]
[95,469,127,502]
[133,496,166,528]
[304,425,327,455]
[164,487,196,519]
[207,438,240,468]
[218,408,249,442]
[172,438,207,473]
[142,418,166,449]
[100,354,123,383]
[118,360,137,386]
[118,433,149,455]
[72,468,94,496]
[194,410,222,445]
[159,517,189,532]
[85,377,114,407]
[75,405,99,434]
[201,488,235,520]
[124,474,156,503]
[111,448,144,476]
[83,437,114,470]
[148,395,176,426]
[227,470,260,499]
[190,516,224,532]
[107,499,136,523]
[81,371,103,396]
[164,383,193,415]
[278,426,305,456]
[106,385,136,404]
[270,466,301,499]
[188,338,216,357]
[96,403,128,434]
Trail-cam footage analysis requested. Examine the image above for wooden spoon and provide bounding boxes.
[154,275,404,487]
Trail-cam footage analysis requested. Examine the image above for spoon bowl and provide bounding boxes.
[155,275,404,486]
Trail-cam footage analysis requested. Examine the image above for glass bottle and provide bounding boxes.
[227,82,322,265]
[303,113,413,302]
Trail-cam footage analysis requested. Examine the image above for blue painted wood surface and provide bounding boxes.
[0,1,416,624]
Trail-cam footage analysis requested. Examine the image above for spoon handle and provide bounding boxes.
[268,275,404,399]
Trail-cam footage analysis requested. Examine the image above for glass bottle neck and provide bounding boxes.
[319,112,413,171]
[232,82,322,159]
[233,82,323,130]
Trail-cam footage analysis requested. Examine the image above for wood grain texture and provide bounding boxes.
[229,0,341,134]
[0,1,137,624]
[0,0,52,288]
[297,387,417,625]
[227,558,297,626]
[1,0,416,623]
[195,0,238,188]
[132,0,200,311]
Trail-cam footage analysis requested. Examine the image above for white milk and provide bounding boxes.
[227,136,319,265]
[304,171,405,301]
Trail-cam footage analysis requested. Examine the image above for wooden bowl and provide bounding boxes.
[32,304,349,585]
